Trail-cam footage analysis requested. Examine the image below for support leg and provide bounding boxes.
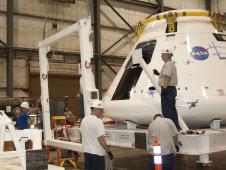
[197,154,212,166]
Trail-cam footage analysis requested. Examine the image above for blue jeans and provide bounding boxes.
[161,86,181,130]
[149,154,174,170]
[84,152,105,170]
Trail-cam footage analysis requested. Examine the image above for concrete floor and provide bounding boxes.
[62,147,226,170]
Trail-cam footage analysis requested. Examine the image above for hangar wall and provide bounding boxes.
[0,0,206,56]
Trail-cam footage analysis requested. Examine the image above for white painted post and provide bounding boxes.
[38,46,52,140]
[79,17,99,116]
[0,125,5,152]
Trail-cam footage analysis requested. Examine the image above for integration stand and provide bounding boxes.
[124,121,137,129]
[38,16,101,152]
[196,119,222,165]
[197,154,212,165]
[0,110,25,169]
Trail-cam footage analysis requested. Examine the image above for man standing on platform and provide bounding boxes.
[153,49,181,130]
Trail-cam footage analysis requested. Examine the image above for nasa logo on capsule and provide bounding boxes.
[190,46,209,61]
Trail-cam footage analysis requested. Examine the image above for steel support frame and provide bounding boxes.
[6,0,14,97]
[102,6,161,55]
[102,28,134,55]
[101,57,117,75]
[206,0,211,12]
[0,10,129,32]
[0,40,6,46]
[101,0,164,74]
[0,46,125,64]
[100,0,134,75]
[94,0,102,99]
[116,0,174,11]
[103,0,133,29]
[155,0,164,12]
[101,6,161,61]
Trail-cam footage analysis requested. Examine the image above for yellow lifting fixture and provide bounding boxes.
[211,12,223,32]
[135,11,219,39]
[136,20,145,38]
[166,12,176,33]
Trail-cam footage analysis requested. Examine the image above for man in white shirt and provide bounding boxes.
[80,100,113,170]
[153,48,181,130]
[147,114,179,170]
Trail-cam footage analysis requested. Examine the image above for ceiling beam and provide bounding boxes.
[115,0,174,11]
[206,0,211,12]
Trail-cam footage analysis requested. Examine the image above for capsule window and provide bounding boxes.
[213,33,226,41]
[112,40,156,100]
[135,40,156,64]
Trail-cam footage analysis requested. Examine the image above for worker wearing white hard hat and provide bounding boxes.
[20,101,30,109]
[80,100,113,170]
[161,48,173,54]
[90,100,104,108]
[16,101,31,130]
[153,48,181,131]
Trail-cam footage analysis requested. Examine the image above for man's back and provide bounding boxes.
[80,115,105,156]
[148,117,178,155]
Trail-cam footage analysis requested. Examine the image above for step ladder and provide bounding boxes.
[49,116,79,168]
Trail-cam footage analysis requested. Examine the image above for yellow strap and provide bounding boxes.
[52,116,66,120]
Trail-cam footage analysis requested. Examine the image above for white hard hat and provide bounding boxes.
[161,48,173,54]
[20,102,30,109]
[91,100,104,109]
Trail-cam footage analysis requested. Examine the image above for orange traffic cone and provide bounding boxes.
[153,135,162,170]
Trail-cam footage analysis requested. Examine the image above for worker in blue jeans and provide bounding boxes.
[149,154,174,170]
[153,48,181,131]
[147,114,179,170]
[80,100,113,170]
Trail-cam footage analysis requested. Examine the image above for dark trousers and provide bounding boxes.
[161,86,181,130]
[149,154,174,170]
[84,152,105,170]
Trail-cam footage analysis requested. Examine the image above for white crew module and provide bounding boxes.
[103,9,226,129]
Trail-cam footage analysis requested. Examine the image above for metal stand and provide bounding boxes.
[195,119,222,165]
[38,16,96,152]
[0,110,25,169]
[197,154,212,166]
[209,119,222,129]
[124,121,137,129]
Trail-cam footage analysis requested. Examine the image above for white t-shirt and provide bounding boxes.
[80,115,105,156]
[147,117,178,155]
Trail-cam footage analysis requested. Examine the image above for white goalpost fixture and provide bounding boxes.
[38,16,98,151]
